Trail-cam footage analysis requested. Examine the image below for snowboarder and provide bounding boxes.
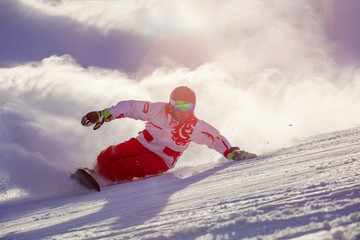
[80,86,256,186]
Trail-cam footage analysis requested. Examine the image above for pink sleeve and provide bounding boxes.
[107,100,152,121]
[192,120,232,157]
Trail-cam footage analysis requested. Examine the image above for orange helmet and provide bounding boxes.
[170,86,196,105]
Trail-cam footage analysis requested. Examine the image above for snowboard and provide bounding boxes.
[71,168,101,192]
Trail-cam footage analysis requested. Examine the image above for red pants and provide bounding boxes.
[95,138,169,182]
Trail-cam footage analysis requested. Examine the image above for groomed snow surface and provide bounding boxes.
[1,126,360,240]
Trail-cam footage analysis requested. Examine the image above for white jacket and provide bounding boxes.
[107,100,232,168]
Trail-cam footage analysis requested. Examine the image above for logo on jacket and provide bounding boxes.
[171,117,198,146]
[143,102,150,113]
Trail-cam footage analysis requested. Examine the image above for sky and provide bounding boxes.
[328,0,360,65]
[0,0,151,72]
[1,0,360,72]
[1,0,360,199]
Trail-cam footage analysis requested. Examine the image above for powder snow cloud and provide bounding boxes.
[1,0,360,201]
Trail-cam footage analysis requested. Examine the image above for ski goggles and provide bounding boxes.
[170,99,195,114]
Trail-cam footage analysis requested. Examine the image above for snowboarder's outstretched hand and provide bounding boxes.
[227,147,257,161]
[81,109,113,130]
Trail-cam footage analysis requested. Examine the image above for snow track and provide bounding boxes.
[1,127,360,240]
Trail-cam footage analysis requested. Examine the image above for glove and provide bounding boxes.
[81,109,113,130]
[227,147,257,161]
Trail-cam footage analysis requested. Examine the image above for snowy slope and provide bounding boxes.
[1,126,359,240]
